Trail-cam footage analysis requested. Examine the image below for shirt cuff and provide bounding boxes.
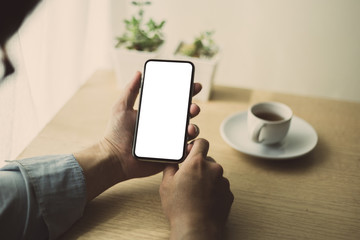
[15,154,87,239]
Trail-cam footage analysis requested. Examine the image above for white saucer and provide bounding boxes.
[220,111,318,160]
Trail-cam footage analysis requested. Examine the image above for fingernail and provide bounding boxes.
[194,124,199,135]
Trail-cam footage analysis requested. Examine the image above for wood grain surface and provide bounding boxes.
[18,70,360,240]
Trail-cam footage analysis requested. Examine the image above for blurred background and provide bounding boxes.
[1,0,359,162]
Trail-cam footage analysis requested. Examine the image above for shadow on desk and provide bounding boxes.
[236,138,329,174]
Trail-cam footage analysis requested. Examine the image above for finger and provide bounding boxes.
[189,103,200,118]
[186,138,210,160]
[162,164,179,181]
[187,124,199,141]
[193,83,202,97]
[122,71,142,109]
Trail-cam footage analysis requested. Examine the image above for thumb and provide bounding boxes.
[186,138,209,160]
[122,71,142,109]
[162,164,179,181]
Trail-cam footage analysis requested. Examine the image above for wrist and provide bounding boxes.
[74,139,126,201]
[169,216,222,240]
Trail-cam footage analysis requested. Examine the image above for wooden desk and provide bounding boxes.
[18,71,360,239]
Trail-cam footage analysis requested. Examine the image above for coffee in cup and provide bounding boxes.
[247,102,292,144]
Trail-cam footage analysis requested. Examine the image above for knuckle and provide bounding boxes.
[213,163,224,177]
[223,177,230,189]
[229,191,235,203]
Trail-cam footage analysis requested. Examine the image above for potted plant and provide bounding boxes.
[113,1,165,86]
[174,31,220,101]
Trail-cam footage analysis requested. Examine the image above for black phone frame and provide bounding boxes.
[132,59,195,163]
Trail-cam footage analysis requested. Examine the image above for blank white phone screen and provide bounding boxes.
[134,60,194,161]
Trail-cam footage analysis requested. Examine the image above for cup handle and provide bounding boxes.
[251,123,265,143]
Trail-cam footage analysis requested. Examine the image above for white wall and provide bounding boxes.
[130,0,360,102]
[1,0,359,163]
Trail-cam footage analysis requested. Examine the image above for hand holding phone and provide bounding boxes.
[132,59,195,162]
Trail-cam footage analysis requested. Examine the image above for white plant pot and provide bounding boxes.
[192,56,219,101]
[172,42,219,101]
[113,48,161,88]
[172,54,219,101]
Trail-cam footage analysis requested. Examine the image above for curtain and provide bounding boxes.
[0,0,114,165]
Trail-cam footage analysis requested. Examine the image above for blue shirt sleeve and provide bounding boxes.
[0,154,87,240]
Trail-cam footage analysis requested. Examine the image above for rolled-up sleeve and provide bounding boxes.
[0,154,87,240]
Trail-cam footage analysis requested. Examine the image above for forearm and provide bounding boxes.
[74,139,125,201]
[0,155,87,239]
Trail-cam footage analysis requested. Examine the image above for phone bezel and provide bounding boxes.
[132,59,195,163]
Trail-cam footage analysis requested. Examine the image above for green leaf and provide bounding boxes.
[131,16,139,25]
[158,20,166,29]
[115,0,165,52]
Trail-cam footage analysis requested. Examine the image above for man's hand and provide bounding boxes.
[75,71,202,201]
[102,71,201,180]
[160,139,234,240]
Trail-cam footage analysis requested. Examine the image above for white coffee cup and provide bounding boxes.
[247,102,293,144]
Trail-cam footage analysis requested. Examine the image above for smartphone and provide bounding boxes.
[132,59,195,163]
